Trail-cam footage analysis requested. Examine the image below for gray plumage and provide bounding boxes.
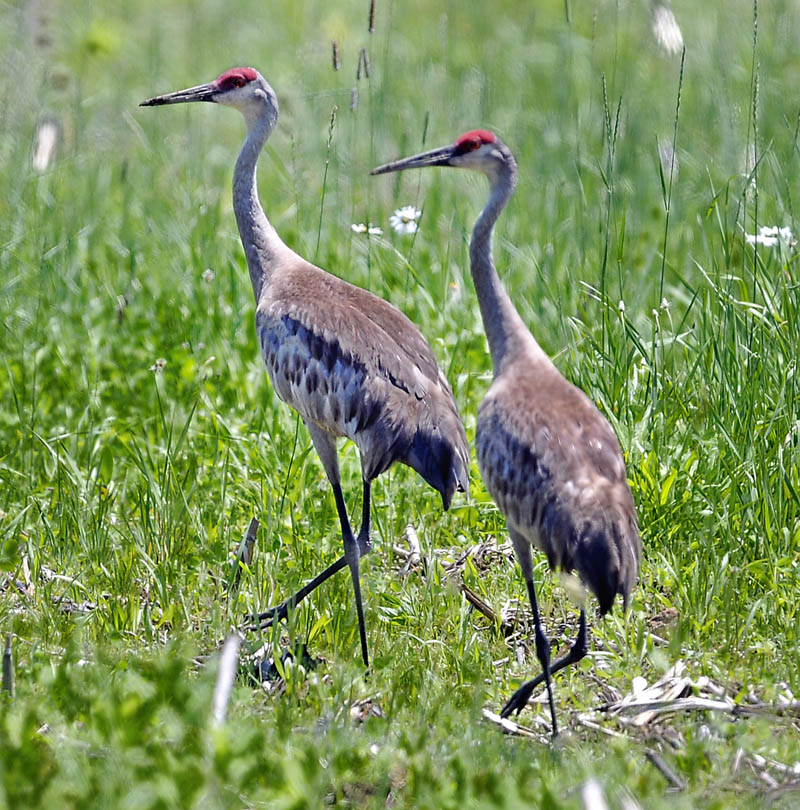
[142,68,468,668]
[372,129,641,735]
[476,360,639,615]
[257,263,468,503]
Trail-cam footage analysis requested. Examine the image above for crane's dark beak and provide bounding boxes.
[371,144,457,175]
[140,82,217,107]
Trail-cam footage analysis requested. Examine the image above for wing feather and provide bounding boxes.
[476,362,640,612]
[257,261,469,506]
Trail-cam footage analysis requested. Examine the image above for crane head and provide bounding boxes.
[371,130,512,178]
[140,67,278,129]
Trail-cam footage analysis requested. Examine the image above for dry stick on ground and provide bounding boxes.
[645,749,686,792]
[461,584,508,628]
[2,634,13,697]
[481,708,550,743]
[602,661,800,726]
[576,713,626,739]
[604,696,800,723]
[735,748,800,796]
[6,562,99,616]
[230,517,259,595]
[393,531,516,633]
[394,525,421,575]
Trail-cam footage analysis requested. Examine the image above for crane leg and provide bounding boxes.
[331,480,370,669]
[505,527,559,736]
[355,480,372,557]
[252,480,375,641]
[253,423,372,670]
[500,610,588,722]
[252,555,348,628]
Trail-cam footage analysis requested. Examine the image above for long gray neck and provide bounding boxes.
[470,161,544,376]
[233,111,290,302]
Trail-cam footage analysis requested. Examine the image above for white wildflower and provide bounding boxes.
[149,358,167,372]
[32,119,59,173]
[660,297,670,311]
[745,226,796,249]
[618,299,626,315]
[202,268,215,283]
[351,223,383,236]
[651,3,683,55]
[389,205,421,235]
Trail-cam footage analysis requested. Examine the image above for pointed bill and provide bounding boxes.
[140,82,217,107]
[371,144,456,175]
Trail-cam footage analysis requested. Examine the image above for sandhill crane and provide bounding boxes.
[141,68,469,669]
[372,130,641,736]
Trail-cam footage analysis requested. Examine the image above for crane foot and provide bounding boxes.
[499,610,589,721]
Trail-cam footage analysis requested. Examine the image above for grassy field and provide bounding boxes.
[2,0,799,806]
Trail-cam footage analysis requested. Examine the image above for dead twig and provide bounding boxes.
[481,708,549,743]
[606,696,800,723]
[576,713,626,739]
[394,524,421,576]
[2,634,13,697]
[461,584,499,623]
[645,749,686,791]
[230,517,258,594]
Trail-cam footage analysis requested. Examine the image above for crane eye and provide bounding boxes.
[233,77,245,88]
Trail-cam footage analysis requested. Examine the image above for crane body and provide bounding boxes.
[141,68,469,669]
[372,130,641,736]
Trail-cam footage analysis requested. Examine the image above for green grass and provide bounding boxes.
[2,0,799,806]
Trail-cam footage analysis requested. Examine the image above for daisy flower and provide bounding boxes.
[651,3,683,55]
[351,223,383,236]
[745,226,796,249]
[390,205,421,235]
[32,119,59,173]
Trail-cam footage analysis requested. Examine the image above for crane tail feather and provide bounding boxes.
[403,429,469,511]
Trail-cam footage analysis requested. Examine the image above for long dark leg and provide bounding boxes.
[253,482,375,635]
[505,528,558,736]
[526,577,558,735]
[304,420,367,667]
[252,421,371,666]
[355,480,371,557]
[332,480,370,668]
[500,610,588,722]
[254,483,370,667]
[252,555,348,629]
